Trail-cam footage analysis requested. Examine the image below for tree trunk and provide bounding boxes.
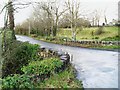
[28,21,31,36]
[8,0,16,40]
[2,8,8,52]
[93,18,95,26]
[98,20,99,27]
[71,26,76,41]
[53,17,58,36]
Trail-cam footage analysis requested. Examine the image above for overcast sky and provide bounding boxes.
[0,0,119,27]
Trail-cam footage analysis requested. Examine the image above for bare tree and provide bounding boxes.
[31,2,53,36]
[104,9,107,25]
[0,0,34,52]
[2,8,9,52]
[92,17,95,26]
[88,11,95,27]
[41,0,68,36]
[41,2,54,36]
[0,0,33,40]
[8,0,16,40]
[65,0,80,41]
[30,0,68,37]
[51,1,68,36]
[59,13,71,28]
[94,10,101,27]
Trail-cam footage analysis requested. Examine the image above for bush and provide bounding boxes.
[44,36,55,41]
[102,35,120,41]
[79,26,83,31]
[15,27,29,35]
[2,41,40,77]
[92,37,99,39]
[21,58,63,79]
[35,65,83,88]
[95,26,104,35]
[2,74,34,89]
[1,65,83,89]
[94,37,99,39]
[58,37,70,41]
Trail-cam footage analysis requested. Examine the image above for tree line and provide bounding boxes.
[1,0,113,43]
[15,0,91,41]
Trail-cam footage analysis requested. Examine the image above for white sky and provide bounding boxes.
[0,0,119,27]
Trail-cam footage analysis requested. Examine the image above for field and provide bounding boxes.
[57,26,119,40]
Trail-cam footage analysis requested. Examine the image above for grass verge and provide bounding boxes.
[58,26,119,40]
[1,31,83,89]
[35,65,83,88]
[31,35,120,51]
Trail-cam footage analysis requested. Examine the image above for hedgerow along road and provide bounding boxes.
[16,35,119,88]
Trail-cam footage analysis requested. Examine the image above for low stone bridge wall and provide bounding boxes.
[68,40,120,45]
[38,47,70,68]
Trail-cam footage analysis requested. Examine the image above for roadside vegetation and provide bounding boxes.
[32,26,118,41]
[35,66,83,88]
[13,0,119,50]
[0,32,4,81]
[1,31,83,89]
[94,45,120,50]
[32,36,120,50]
[28,26,119,50]
[0,0,119,89]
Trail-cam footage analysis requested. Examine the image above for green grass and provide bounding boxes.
[1,30,83,89]
[95,45,120,50]
[57,26,119,40]
[35,65,83,88]
[2,64,83,89]
[31,33,120,50]
[102,35,120,41]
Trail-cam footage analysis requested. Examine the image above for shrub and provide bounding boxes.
[2,41,40,77]
[94,37,99,39]
[95,26,104,35]
[44,36,55,41]
[102,35,120,41]
[21,58,63,79]
[36,65,83,88]
[2,74,34,89]
[79,26,84,31]
[15,26,29,35]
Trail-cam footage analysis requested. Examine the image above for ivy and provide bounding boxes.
[2,74,34,89]
[21,58,63,77]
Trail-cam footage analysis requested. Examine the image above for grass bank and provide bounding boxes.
[34,65,83,88]
[58,26,119,40]
[29,26,119,50]
[1,31,83,89]
[31,35,120,51]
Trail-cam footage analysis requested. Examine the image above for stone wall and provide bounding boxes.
[38,47,70,68]
[68,40,120,46]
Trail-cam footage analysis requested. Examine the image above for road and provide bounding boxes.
[16,35,119,88]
